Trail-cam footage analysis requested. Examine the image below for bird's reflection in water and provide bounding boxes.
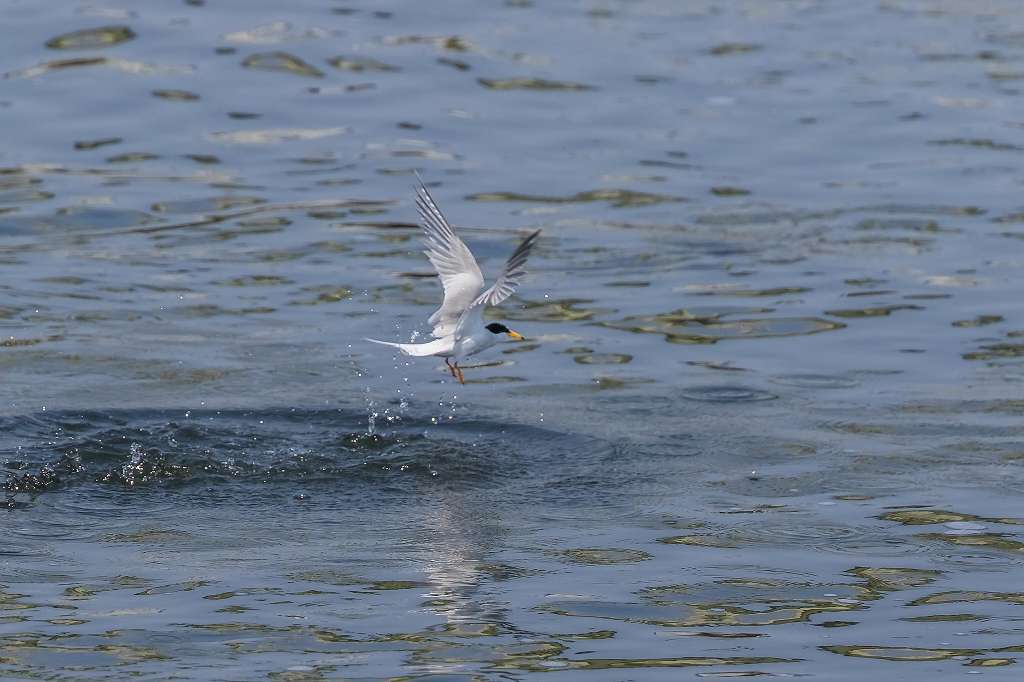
[417,490,511,628]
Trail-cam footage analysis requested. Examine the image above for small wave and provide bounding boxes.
[2,409,613,508]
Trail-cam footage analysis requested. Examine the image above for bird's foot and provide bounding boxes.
[444,358,457,378]
[454,363,465,385]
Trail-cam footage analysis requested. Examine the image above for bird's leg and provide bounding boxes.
[444,357,456,377]
[454,363,465,385]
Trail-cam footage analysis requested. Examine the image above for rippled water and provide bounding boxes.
[2,1,1024,679]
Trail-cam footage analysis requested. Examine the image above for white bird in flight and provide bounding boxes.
[367,179,541,384]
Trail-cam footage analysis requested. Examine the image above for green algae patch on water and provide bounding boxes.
[658,535,739,548]
[215,605,253,614]
[848,567,942,592]
[854,217,951,233]
[0,337,55,348]
[816,620,858,628]
[365,580,428,591]
[823,645,981,661]
[561,548,652,565]
[536,600,707,628]
[290,286,353,305]
[61,577,147,601]
[5,56,190,80]
[501,342,540,355]
[46,26,136,49]
[901,613,987,622]
[152,89,199,102]
[134,580,212,596]
[684,285,811,297]
[930,138,1023,151]
[710,186,752,196]
[150,196,266,214]
[217,275,293,287]
[826,304,923,318]
[62,585,103,600]
[688,360,749,372]
[549,629,617,641]
[207,127,348,145]
[918,533,1024,553]
[478,78,594,91]
[952,314,1003,327]
[424,622,502,638]
[106,152,159,163]
[500,298,613,322]
[241,52,324,78]
[709,42,762,55]
[601,310,845,344]
[879,509,978,525]
[463,375,526,385]
[0,188,54,204]
[184,154,220,164]
[573,353,632,365]
[964,343,1024,360]
[328,56,399,72]
[880,508,1024,527]
[203,587,284,601]
[559,655,798,670]
[966,658,1016,667]
[467,188,681,207]
[74,135,120,148]
[474,563,543,581]
[909,591,1024,606]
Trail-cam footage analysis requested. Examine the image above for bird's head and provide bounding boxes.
[486,322,525,341]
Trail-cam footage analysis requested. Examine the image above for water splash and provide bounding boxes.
[123,442,144,482]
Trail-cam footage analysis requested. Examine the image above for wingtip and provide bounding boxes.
[413,172,436,209]
[519,228,542,249]
[413,170,433,198]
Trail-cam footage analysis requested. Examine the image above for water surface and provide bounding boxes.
[2,1,1024,679]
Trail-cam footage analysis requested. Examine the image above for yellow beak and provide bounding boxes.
[507,330,525,341]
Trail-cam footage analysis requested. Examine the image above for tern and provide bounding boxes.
[367,180,540,384]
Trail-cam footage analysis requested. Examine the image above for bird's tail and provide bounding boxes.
[364,337,449,357]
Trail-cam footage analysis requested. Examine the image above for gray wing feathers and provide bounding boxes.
[415,182,484,337]
[471,229,542,309]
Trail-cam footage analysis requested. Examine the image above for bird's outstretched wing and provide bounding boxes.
[470,229,542,309]
[416,179,484,338]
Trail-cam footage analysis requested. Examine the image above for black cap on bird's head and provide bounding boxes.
[486,322,525,341]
